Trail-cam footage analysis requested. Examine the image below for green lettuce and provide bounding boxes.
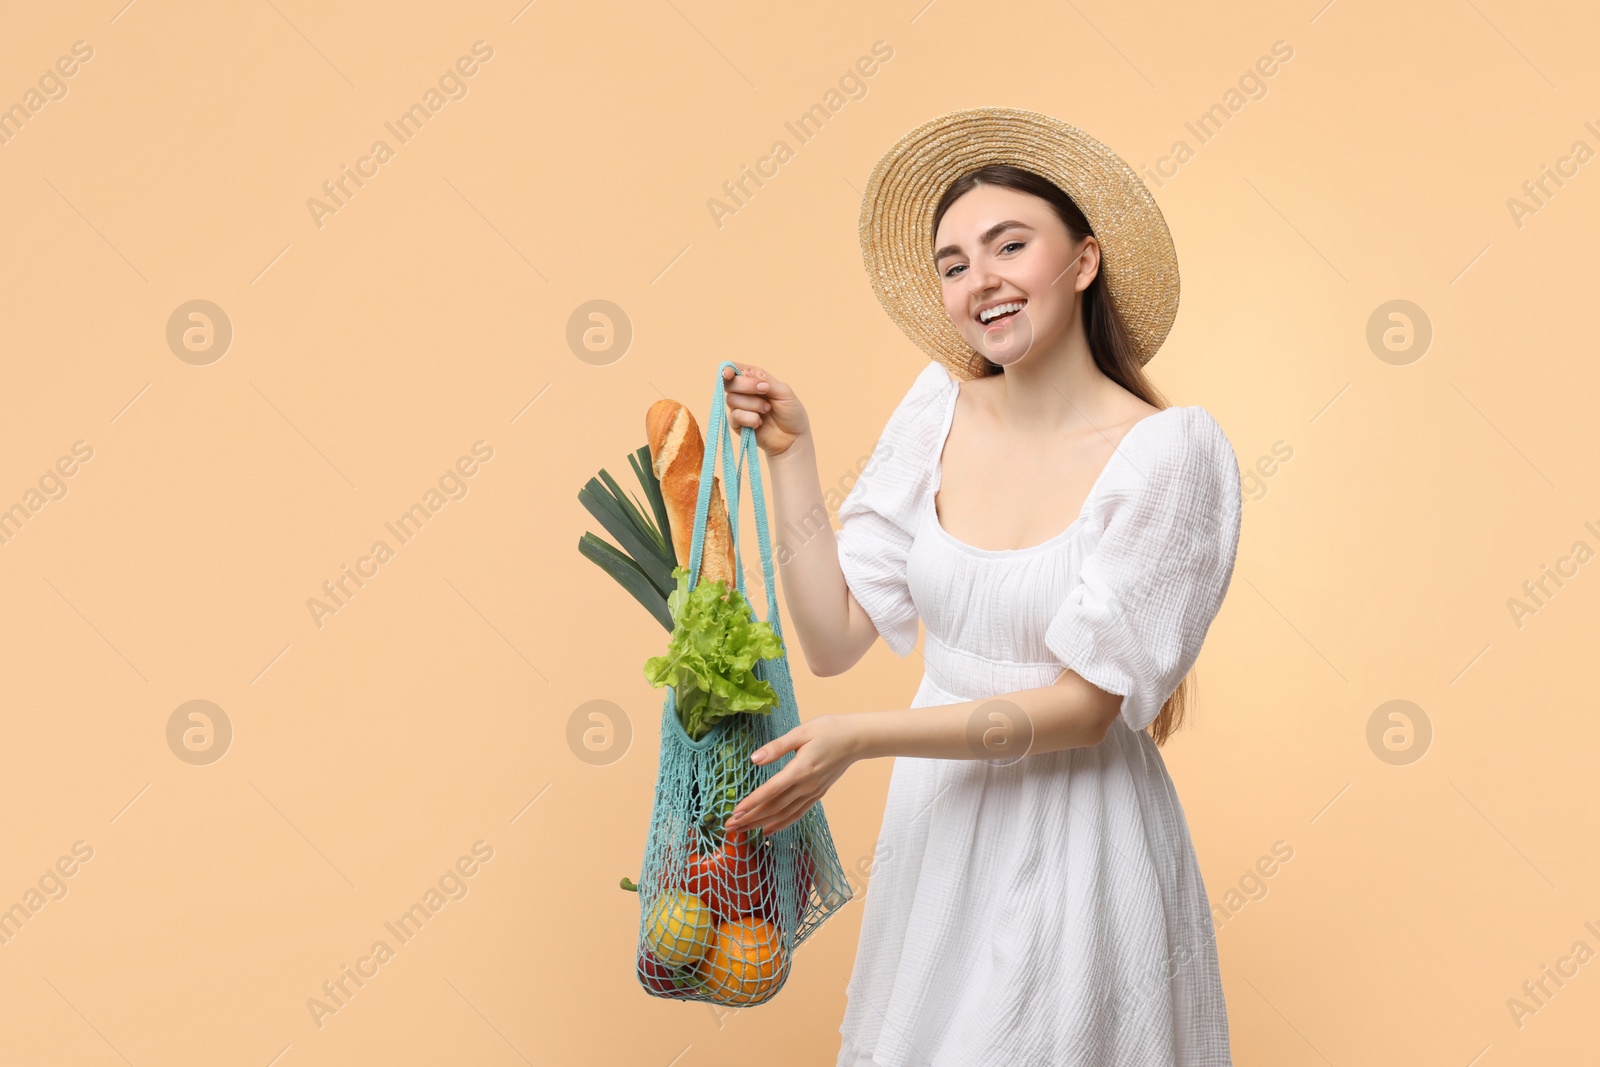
[643,565,784,741]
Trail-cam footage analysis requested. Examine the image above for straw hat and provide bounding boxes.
[858,106,1179,379]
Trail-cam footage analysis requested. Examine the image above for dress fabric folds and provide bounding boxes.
[831,360,1242,1066]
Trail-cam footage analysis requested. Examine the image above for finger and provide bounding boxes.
[759,795,818,835]
[729,774,801,828]
[752,728,807,766]
[721,366,770,395]
[736,788,802,833]
[739,365,778,396]
[730,770,789,821]
[730,369,778,399]
[725,392,771,412]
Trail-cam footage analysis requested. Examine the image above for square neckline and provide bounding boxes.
[927,373,1183,558]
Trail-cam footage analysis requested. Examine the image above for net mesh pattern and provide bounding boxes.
[632,360,853,1006]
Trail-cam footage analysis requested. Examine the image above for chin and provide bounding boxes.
[973,315,1042,367]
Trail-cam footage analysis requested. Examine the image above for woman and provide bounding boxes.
[722,108,1240,1066]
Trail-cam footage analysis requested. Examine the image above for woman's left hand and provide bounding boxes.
[726,714,865,836]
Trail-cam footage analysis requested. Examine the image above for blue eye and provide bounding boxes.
[941,240,1025,278]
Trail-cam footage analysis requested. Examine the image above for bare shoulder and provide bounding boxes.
[1118,396,1163,424]
[1099,391,1163,444]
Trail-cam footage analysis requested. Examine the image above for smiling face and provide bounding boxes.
[932,182,1099,368]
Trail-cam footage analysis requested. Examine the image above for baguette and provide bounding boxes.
[647,399,737,590]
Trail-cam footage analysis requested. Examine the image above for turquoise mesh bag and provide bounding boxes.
[631,359,853,1006]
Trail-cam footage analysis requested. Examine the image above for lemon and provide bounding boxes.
[644,890,714,968]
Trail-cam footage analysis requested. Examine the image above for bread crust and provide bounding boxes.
[647,399,736,589]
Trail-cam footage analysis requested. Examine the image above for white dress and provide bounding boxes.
[831,361,1242,1067]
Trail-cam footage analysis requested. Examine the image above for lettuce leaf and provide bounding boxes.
[643,565,784,741]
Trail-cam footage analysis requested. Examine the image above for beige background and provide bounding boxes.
[1,0,1596,1063]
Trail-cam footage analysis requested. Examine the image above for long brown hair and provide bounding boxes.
[931,163,1193,746]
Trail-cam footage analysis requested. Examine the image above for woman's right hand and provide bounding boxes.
[722,363,810,457]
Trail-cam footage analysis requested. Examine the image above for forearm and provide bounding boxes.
[851,670,1121,760]
[764,433,856,672]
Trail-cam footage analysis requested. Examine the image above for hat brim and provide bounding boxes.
[858,106,1179,378]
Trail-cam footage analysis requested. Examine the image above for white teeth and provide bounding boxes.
[979,301,1025,323]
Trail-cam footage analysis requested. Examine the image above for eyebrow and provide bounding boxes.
[933,219,1034,263]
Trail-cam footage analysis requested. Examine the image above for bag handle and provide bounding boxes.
[686,360,782,632]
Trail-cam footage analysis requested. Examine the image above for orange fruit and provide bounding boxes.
[692,916,790,1005]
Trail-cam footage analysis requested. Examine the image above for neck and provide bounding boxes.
[989,324,1118,433]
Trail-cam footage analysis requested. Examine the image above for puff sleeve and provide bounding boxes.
[1044,407,1243,733]
[833,361,955,657]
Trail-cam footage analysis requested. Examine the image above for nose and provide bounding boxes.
[965,257,1002,301]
